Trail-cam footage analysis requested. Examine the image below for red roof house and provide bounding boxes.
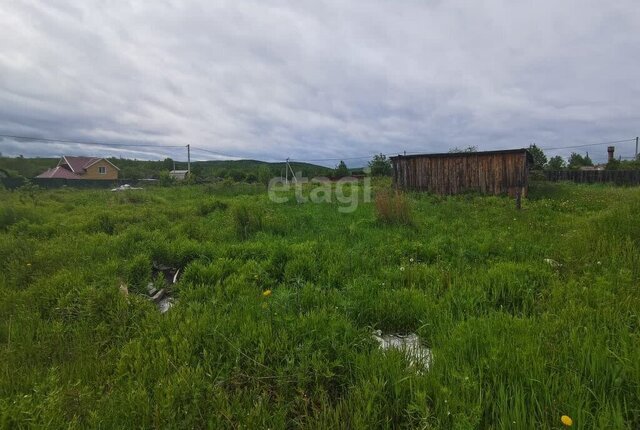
[36,156,120,180]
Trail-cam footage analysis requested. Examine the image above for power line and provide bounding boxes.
[290,155,378,162]
[540,138,636,151]
[0,133,186,149]
[190,146,243,159]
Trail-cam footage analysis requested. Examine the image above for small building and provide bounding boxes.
[36,156,119,180]
[391,148,533,196]
[169,170,189,181]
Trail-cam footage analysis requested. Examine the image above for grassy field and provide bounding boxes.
[0,180,639,429]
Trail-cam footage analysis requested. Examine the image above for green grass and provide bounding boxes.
[0,181,639,428]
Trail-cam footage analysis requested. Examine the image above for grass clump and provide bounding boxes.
[231,202,264,239]
[197,199,228,216]
[374,190,412,225]
[0,206,18,231]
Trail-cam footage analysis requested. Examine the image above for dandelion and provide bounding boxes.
[409,258,414,263]
[400,266,405,272]
[262,289,272,298]
[561,415,573,427]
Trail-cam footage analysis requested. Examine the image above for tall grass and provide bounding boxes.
[374,190,413,225]
[0,183,639,428]
[231,201,264,239]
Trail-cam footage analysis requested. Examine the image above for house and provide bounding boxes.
[36,156,119,180]
[390,148,533,196]
[169,170,189,180]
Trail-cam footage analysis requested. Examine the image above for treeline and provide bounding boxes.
[112,158,333,182]
[0,156,333,181]
[528,144,640,171]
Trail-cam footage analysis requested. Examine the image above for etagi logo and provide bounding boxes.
[267,170,372,213]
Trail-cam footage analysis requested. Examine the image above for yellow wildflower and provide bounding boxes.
[262,289,272,298]
[561,415,573,427]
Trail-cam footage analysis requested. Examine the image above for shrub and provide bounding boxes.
[197,199,228,216]
[231,202,264,239]
[374,190,412,225]
[0,206,18,231]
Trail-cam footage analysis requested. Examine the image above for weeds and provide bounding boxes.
[197,199,228,216]
[232,202,264,239]
[374,190,413,225]
[0,183,639,428]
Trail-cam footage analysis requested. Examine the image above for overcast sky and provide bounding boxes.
[0,1,639,165]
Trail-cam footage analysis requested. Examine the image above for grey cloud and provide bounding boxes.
[1,0,639,165]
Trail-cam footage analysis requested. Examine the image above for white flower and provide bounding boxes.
[409,258,414,263]
[400,266,405,272]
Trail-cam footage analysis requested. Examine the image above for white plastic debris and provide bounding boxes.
[111,184,143,192]
[372,330,432,371]
[158,297,174,313]
[544,258,562,268]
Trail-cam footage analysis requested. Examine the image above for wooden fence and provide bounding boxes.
[391,149,532,196]
[544,170,640,185]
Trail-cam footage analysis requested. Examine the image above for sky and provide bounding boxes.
[0,1,639,165]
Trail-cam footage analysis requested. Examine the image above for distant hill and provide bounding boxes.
[0,157,58,178]
[0,156,332,181]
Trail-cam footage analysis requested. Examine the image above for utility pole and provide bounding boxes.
[635,136,638,159]
[187,144,191,176]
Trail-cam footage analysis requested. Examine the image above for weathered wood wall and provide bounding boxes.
[391,150,530,196]
[544,170,640,185]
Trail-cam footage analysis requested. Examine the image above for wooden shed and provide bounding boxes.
[391,149,533,196]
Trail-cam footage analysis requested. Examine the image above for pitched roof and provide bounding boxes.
[59,156,99,172]
[59,156,120,172]
[35,166,82,179]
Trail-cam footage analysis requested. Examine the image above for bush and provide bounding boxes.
[197,199,228,216]
[0,206,18,231]
[374,190,412,225]
[231,202,264,239]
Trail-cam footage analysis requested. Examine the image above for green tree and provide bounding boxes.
[190,164,204,179]
[368,153,392,176]
[606,159,621,170]
[158,171,176,186]
[547,156,566,170]
[583,153,593,167]
[257,165,272,187]
[449,145,478,153]
[528,144,547,170]
[568,152,593,170]
[163,157,175,170]
[230,170,245,182]
[334,160,349,178]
